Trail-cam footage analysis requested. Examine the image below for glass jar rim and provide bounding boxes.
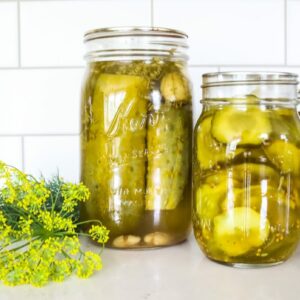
[84,26,189,62]
[84,26,188,42]
[202,72,299,88]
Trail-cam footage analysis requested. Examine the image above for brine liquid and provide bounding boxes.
[81,60,192,248]
[193,103,300,265]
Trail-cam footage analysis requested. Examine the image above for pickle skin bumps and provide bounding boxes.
[83,73,148,236]
[145,71,191,210]
[146,106,190,210]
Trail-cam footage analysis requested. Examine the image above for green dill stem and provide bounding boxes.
[51,183,62,214]
[75,220,103,226]
[77,233,105,254]
[0,236,39,254]
[61,249,72,260]
[5,163,38,183]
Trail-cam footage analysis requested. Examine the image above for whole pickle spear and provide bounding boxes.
[82,73,148,236]
[145,71,191,210]
[146,105,191,210]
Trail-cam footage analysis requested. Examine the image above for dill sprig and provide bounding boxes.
[0,161,109,287]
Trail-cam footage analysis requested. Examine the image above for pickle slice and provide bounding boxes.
[231,163,279,185]
[221,185,297,233]
[264,140,300,174]
[268,109,300,144]
[145,105,191,210]
[160,71,191,102]
[196,184,225,220]
[213,207,270,257]
[82,73,149,236]
[196,174,240,219]
[211,106,271,145]
[196,116,226,170]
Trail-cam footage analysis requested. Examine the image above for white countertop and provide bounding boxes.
[1,236,300,300]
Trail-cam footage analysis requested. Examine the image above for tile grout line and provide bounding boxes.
[17,0,21,68]
[0,133,79,137]
[284,0,288,66]
[0,66,85,70]
[150,0,154,27]
[2,65,300,71]
[21,135,25,172]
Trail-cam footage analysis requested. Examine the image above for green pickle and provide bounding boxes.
[81,73,148,237]
[194,104,300,265]
[146,104,190,210]
[81,60,192,248]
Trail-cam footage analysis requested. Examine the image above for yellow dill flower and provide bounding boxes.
[0,226,12,246]
[61,182,90,212]
[76,251,102,279]
[38,211,76,233]
[0,162,108,287]
[30,264,51,287]
[51,259,73,282]
[40,237,62,262]
[0,211,7,227]
[89,225,110,244]
[18,216,33,236]
[53,215,76,232]
[37,211,54,231]
[62,236,80,255]
[2,182,17,204]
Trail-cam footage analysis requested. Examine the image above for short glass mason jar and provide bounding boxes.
[81,27,192,249]
[193,72,300,267]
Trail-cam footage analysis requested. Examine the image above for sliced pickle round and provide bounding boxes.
[231,163,279,185]
[211,106,272,145]
[196,184,225,220]
[196,116,242,170]
[160,71,191,102]
[268,108,300,144]
[222,185,297,233]
[196,175,241,220]
[264,140,300,174]
[213,207,270,257]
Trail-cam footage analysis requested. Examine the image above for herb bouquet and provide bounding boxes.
[0,161,109,287]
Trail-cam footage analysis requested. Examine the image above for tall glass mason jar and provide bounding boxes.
[81,27,192,249]
[193,72,300,267]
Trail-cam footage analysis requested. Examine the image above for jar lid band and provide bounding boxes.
[84,27,188,62]
[202,72,298,88]
[84,26,188,42]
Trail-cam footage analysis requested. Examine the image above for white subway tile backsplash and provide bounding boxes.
[287,0,300,65]
[153,0,284,65]
[20,0,151,67]
[0,69,83,135]
[24,135,80,182]
[0,137,22,170]
[0,0,298,176]
[0,2,18,67]
[189,67,218,123]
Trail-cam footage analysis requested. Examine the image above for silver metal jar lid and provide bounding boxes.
[84,26,189,62]
[84,26,188,42]
[202,72,299,88]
